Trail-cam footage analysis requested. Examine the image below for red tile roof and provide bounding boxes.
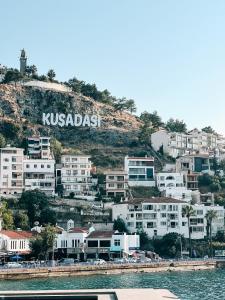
[87,231,115,239]
[0,230,33,239]
[69,227,89,233]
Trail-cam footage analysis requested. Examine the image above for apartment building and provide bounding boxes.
[124,156,155,187]
[112,198,225,240]
[156,172,192,202]
[0,146,24,195]
[27,136,51,159]
[105,170,128,198]
[60,155,94,196]
[176,153,214,174]
[23,158,55,196]
[151,129,224,158]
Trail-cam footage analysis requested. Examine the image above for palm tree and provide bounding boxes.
[182,205,195,257]
[205,210,217,257]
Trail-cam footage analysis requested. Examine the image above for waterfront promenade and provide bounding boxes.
[0,260,216,280]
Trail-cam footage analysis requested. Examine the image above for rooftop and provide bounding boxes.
[114,197,187,205]
[0,230,33,239]
[87,230,115,239]
[69,227,89,233]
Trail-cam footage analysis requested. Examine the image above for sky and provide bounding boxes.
[1,0,225,134]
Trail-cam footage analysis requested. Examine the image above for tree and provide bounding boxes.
[113,217,128,233]
[182,205,195,257]
[30,65,37,76]
[138,230,154,251]
[40,208,57,226]
[138,123,154,146]
[0,134,6,148]
[205,210,217,257]
[0,121,20,140]
[3,69,23,84]
[47,69,56,82]
[50,138,62,163]
[19,190,49,226]
[30,225,57,260]
[140,111,163,128]
[166,118,187,133]
[198,173,213,187]
[0,202,14,229]
[124,99,137,114]
[14,211,29,230]
[153,233,185,258]
[202,126,216,134]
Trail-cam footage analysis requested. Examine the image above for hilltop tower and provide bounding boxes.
[20,49,27,74]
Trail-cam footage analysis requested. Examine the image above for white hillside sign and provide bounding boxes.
[42,113,101,128]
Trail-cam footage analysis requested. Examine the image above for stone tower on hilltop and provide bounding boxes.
[20,49,27,75]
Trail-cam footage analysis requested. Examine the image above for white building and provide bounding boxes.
[156,173,185,191]
[105,170,128,198]
[60,155,94,196]
[0,146,24,195]
[23,158,55,196]
[151,129,224,158]
[156,172,192,202]
[112,198,225,240]
[27,136,51,159]
[0,230,33,254]
[124,156,155,187]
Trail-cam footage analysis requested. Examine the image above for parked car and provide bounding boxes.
[58,258,75,266]
[93,259,106,265]
[5,262,22,268]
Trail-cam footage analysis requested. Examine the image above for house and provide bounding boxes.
[0,146,24,195]
[0,230,34,255]
[156,172,192,202]
[124,156,155,187]
[112,197,225,240]
[104,170,128,199]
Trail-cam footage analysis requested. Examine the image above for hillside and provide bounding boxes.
[0,82,148,169]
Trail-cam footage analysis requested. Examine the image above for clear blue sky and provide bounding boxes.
[1,0,225,134]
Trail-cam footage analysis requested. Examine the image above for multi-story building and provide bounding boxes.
[60,155,93,196]
[156,173,185,191]
[112,198,225,240]
[23,158,55,196]
[124,156,155,187]
[176,153,214,174]
[0,146,24,195]
[151,129,224,158]
[27,136,51,159]
[105,170,128,199]
[156,172,192,202]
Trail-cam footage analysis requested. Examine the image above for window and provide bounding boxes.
[88,240,98,247]
[34,164,37,168]
[12,157,16,162]
[47,165,51,168]
[143,205,153,211]
[161,213,167,218]
[81,170,85,175]
[136,222,143,229]
[114,239,120,246]
[73,170,78,175]
[109,183,114,187]
[66,170,71,175]
[160,222,167,226]
[41,164,44,168]
[100,240,111,247]
[72,158,77,162]
[3,166,8,170]
[147,222,156,228]
[26,164,30,168]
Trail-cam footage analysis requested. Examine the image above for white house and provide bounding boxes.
[156,172,192,202]
[23,158,55,196]
[60,155,94,196]
[112,198,225,240]
[0,146,24,195]
[0,230,33,254]
[124,156,155,187]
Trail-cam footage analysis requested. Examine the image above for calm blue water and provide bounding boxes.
[0,269,224,300]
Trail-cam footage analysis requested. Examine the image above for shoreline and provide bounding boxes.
[0,261,216,280]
